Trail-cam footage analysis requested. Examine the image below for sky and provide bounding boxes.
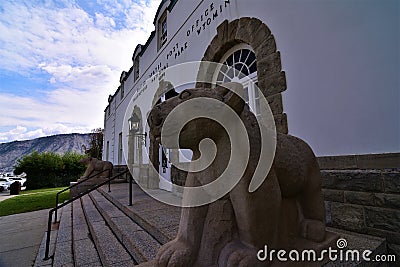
[0,0,398,156]
[0,0,161,143]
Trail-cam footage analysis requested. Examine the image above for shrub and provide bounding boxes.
[14,151,86,190]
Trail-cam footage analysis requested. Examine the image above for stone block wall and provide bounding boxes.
[322,170,400,258]
[318,153,400,170]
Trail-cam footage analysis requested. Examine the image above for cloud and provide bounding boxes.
[0,126,45,142]
[0,0,160,143]
[0,0,159,72]
[0,91,101,128]
[95,12,116,29]
[0,124,91,142]
[38,63,115,88]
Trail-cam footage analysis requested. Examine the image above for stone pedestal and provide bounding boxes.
[70,177,108,199]
[136,228,386,266]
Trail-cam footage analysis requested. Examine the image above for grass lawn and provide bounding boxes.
[0,187,69,217]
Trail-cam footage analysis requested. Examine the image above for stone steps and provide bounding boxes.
[80,195,133,266]
[72,199,102,266]
[34,182,391,267]
[88,190,161,264]
[96,184,181,245]
[53,203,73,266]
[34,182,181,267]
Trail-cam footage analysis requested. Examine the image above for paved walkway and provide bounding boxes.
[0,209,49,267]
[0,191,16,203]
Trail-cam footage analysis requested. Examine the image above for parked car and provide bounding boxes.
[8,177,27,187]
[0,183,7,192]
[0,178,12,192]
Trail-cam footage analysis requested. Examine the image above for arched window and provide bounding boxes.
[214,44,260,115]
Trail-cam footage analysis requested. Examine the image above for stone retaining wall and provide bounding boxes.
[318,153,400,170]
[322,170,400,258]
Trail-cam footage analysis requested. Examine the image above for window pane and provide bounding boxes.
[234,50,241,65]
[242,66,249,76]
[226,68,235,79]
[241,49,250,63]
[234,62,243,72]
[246,51,256,66]
[220,64,228,73]
[226,54,233,66]
[249,61,257,74]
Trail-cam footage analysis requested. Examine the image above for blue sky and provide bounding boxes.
[0,0,160,142]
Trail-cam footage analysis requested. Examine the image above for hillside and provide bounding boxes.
[0,133,91,172]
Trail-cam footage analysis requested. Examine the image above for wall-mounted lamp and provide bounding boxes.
[128,113,147,146]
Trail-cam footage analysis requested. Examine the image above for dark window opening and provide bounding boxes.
[165,89,179,100]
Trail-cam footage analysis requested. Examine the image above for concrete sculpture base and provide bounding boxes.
[137,227,386,266]
[70,177,109,199]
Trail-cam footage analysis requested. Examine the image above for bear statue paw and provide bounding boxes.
[219,241,265,267]
[155,239,194,267]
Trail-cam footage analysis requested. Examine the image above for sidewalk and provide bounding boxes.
[0,191,17,203]
[0,209,49,267]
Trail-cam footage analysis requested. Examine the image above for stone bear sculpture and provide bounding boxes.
[148,83,335,266]
[79,157,113,180]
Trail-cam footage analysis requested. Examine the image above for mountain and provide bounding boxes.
[0,133,92,173]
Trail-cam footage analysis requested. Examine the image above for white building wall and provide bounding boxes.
[104,0,399,163]
[103,0,255,165]
[104,0,238,163]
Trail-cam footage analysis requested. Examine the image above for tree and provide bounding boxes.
[85,128,103,160]
[61,152,87,182]
[14,151,86,189]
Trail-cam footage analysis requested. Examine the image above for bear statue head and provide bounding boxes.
[148,82,246,150]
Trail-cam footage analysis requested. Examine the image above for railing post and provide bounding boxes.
[54,193,59,223]
[129,174,133,206]
[44,210,53,260]
[108,171,111,193]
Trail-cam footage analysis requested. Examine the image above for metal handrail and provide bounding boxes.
[54,169,110,223]
[43,169,129,260]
